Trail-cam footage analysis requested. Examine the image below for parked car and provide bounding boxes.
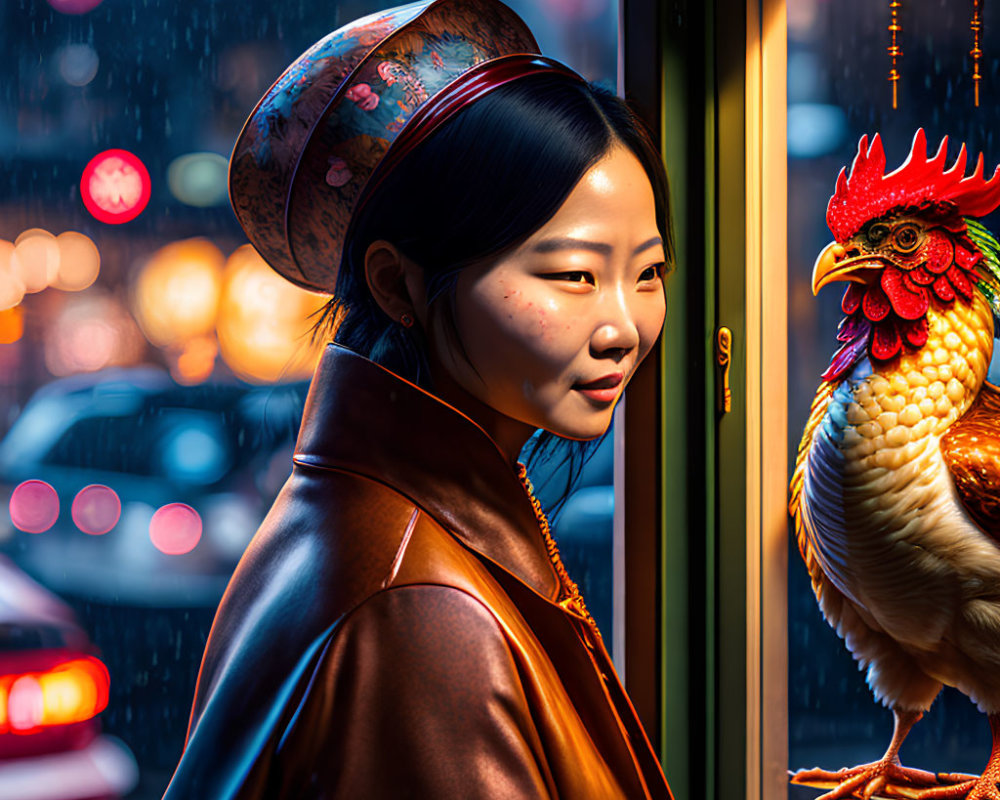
[0,369,309,796]
[0,554,138,800]
[0,367,308,607]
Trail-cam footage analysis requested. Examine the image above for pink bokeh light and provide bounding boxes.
[47,0,105,14]
[149,503,202,555]
[80,149,151,224]
[71,484,121,535]
[9,480,60,534]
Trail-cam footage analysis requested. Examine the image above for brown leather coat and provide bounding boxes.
[163,345,673,800]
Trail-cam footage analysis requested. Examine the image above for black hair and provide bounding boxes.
[315,73,673,516]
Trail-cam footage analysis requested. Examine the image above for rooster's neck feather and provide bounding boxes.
[860,292,994,427]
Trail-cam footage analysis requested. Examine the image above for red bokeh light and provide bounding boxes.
[149,503,202,555]
[9,480,60,534]
[80,149,151,224]
[71,484,121,535]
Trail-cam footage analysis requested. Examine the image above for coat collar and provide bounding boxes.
[293,344,560,600]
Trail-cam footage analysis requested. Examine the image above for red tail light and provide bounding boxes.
[0,656,109,735]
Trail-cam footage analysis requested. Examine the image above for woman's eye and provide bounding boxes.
[544,271,594,284]
[638,263,665,282]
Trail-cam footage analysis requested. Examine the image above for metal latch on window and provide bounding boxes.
[715,327,732,414]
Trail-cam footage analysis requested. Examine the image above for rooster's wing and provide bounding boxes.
[790,380,838,600]
[940,380,1000,539]
[790,379,950,710]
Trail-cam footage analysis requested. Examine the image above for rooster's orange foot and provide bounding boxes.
[902,773,1000,799]
[965,776,1000,800]
[790,760,969,800]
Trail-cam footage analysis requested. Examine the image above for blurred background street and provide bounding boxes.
[1,1,618,796]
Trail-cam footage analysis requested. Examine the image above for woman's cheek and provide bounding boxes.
[516,293,580,345]
[493,294,550,339]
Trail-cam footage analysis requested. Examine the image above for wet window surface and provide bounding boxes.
[1,1,617,797]
[788,0,1000,794]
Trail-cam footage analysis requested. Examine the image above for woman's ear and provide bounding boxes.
[363,240,427,326]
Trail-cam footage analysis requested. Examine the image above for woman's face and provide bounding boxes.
[430,146,668,443]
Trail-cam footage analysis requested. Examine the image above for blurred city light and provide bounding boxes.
[52,231,101,292]
[149,503,202,555]
[14,229,60,293]
[167,152,229,207]
[173,335,219,385]
[133,238,224,349]
[71,484,122,536]
[0,657,110,733]
[46,0,105,13]
[787,0,821,41]
[37,658,110,728]
[160,421,228,484]
[204,494,260,560]
[0,242,25,310]
[7,676,44,731]
[80,149,151,225]
[0,307,23,345]
[787,52,822,104]
[217,245,327,383]
[56,43,99,87]
[9,480,60,534]
[44,292,146,376]
[787,103,847,158]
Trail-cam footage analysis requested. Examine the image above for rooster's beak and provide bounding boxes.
[811,242,879,295]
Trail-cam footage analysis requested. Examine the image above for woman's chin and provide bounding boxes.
[539,413,615,442]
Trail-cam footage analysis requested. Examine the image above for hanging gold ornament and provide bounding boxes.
[888,0,903,109]
[971,0,984,107]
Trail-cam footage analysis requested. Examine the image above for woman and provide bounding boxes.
[164,1,675,797]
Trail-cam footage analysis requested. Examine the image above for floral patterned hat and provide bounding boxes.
[229,0,583,294]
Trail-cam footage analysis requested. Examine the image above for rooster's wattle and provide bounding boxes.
[790,129,1000,800]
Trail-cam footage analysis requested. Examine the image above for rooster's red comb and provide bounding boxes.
[826,128,1000,241]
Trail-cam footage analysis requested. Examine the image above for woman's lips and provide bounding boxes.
[573,373,623,404]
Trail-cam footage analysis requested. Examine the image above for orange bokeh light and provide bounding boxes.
[133,238,224,348]
[0,241,25,310]
[53,231,101,292]
[216,245,327,383]
[172,334,219,385]
[13,229,60,293]
[0,307,23,344]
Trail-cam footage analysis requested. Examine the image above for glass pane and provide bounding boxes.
[788,1,1000,795]
[1,2,617,798]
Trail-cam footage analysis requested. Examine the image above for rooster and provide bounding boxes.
[790,129,1000,800]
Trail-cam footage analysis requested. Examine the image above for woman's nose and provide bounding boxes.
[590,295,640,356]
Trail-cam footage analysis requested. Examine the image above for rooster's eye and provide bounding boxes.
[866,224,889,246]
[892,224,921,253]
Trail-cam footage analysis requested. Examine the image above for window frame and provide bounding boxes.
[618,1,789,797]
